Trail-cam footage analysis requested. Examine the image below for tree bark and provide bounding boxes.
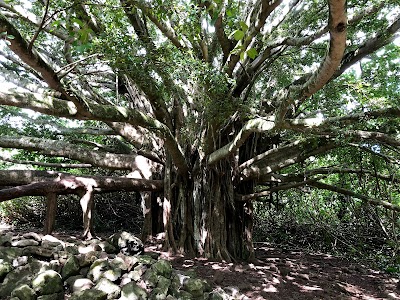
[79,187,95,239]
[44,193,57,235]
[140,191,153,241]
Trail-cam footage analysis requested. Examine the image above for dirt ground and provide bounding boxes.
[150,243,400,300]
[2,225,399,299]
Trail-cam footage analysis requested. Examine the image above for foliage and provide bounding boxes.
[0,0,399,260]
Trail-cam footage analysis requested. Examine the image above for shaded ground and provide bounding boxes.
[1,224,399,299]
[149,242,400,300]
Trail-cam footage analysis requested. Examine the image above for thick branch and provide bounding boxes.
[241,139,337,181]
[309,181,400,212]
[0,171,163,201]
[0,91,187,172]
[0,13,63,92]
[225,0,283,76]
[0,155,92,168]
[207,117,276,165]
[335,14,400,79]
[284,107,400,130]
[0,135,152,171]
[0,13,92,115]
[273,0,347,123]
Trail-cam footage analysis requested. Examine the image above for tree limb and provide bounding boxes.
[0,155,92,169]
[334,13,400,79]
[309,181,400,212]
[0,91,188,174]
[0,135,155,171]
[207,117,276,165]
[0,171,163,201]
[273,0,347,124]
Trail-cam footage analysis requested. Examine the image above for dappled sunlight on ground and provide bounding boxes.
[2,226,398,299]
[147,242,400,300]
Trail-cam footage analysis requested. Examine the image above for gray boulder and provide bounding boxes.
[108,232,144,255]
[11,239,40,247]
[23,246,54,258]
[0,233,12,246]
[10,284,36,300]
[0,259,13,279]
[70,289,107,300]
[22,232,42,242]
[66,276,94,293]
[61,255,80,279]
[120,282,148,300]
[87,258,110,283]
[31,270,63,295]
[94,278,121,299]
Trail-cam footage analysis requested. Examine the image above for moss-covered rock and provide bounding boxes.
[182,278,204,298]
[150,287,168,300]
[0,259,13,279]
[108,232,144,256]
[101,267,121,282]
[10,284,36,300]
[143,268,159,288]
[37,292,64,300]
[70,289,107,300]
[94,278,121,299]
[0,264,34,298]
[151,260,172,278]
[156,276,172,294]
[87,258,110,282]
[138,255,156,266]
[120,282,148,300]
[0,246,23,262]
[31,270,63,295]
[61,255,80,279]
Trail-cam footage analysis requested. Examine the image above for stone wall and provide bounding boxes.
[0,231,246,300]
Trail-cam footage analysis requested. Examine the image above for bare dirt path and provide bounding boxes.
[153,243,400,300]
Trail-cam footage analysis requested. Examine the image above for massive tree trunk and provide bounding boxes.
[161,161,255,261]
[159,133,258,261]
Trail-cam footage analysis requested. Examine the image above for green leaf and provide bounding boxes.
[239,21,248,32]
[246,48,258,59]
[240,51,245,61]
[231,30,244,41]
[7,34,15,40]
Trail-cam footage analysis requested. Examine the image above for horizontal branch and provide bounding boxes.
[284,107,400,130]
[207,117,276,165]
[0,135,154,171]
[309,181,400,212]
[241,140,337,181]
[0,155,92,168]
[0,91,188,174]
[0,171,163,201]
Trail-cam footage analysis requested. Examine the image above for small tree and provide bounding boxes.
[0,0,399,260]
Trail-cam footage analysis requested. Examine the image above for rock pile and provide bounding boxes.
[0,231,246,300]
